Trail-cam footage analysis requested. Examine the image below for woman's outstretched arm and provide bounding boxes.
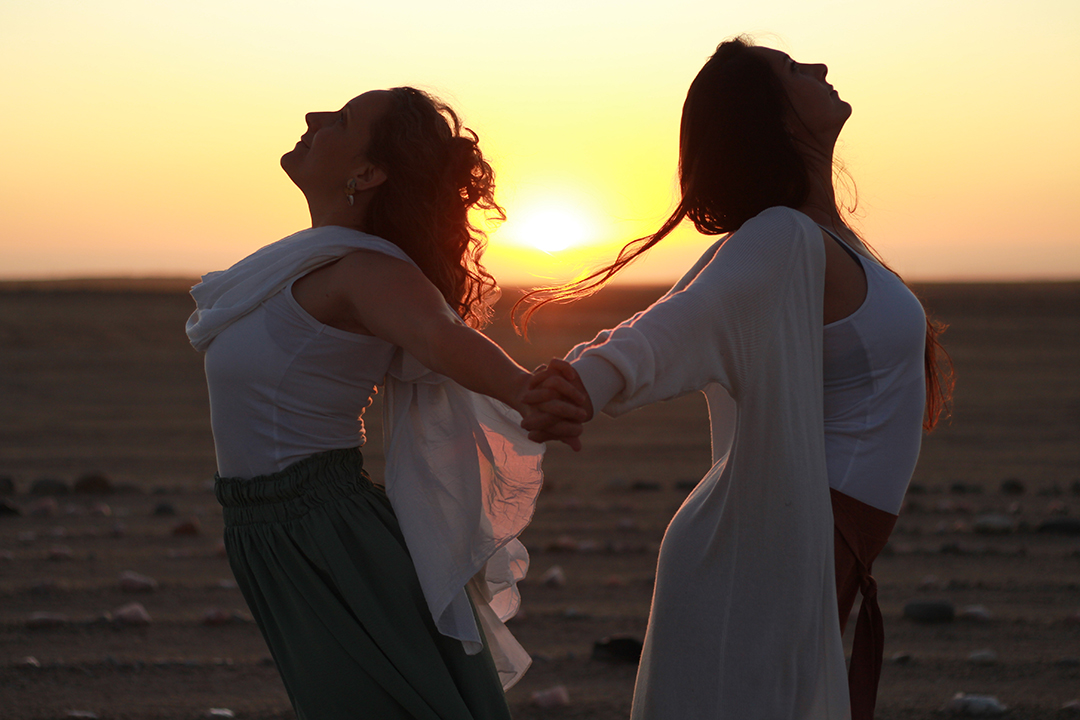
[300,249,590,445]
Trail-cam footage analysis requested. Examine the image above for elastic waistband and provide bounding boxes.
[215,447,373,526]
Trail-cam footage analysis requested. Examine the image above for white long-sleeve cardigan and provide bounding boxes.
[570,206,851,719]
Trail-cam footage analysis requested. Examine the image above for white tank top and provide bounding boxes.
[204,279,396,478]
[821,229,926,514]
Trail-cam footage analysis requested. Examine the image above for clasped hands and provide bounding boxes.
[519,359,593,451]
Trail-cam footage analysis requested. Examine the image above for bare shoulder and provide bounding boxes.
[329,248,418,279]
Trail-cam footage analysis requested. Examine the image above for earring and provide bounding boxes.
[345,178,357,206]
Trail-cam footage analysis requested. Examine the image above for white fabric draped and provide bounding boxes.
[187,225,543,689]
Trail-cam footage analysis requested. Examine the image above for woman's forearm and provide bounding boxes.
[417,322,531,414]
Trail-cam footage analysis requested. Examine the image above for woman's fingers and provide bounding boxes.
[522,408,585,432]
[537,374,588,407]
[527,364,550,389]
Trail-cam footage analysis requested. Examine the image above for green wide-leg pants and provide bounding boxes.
[216,448,512,720]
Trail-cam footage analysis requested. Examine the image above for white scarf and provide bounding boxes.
[187,226,543,689]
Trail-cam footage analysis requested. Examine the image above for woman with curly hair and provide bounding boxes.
[187,87,585,719]
[522,37,951,720]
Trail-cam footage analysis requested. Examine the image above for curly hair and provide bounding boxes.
[363,87,503,329]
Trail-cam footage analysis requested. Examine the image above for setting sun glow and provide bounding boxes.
[504,204,597,254]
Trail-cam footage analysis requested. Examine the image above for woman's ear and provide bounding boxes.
[351,161,387,192]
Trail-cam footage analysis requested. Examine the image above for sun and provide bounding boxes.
[506,204,596,254]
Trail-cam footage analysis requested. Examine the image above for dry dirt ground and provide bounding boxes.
[0,280,1077,719]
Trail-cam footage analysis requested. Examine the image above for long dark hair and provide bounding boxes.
[364,87,503,329]
[515,37,953,429]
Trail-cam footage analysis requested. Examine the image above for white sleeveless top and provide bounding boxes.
[821,228,926,514]
[190,226,545,689]
[204,278,396,479]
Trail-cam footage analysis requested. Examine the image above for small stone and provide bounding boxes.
[967,649,998,665]
[1037,518,1080,535]
[217,578,238,590]
[889,651,913,665]
[918,575,943,591]
[0,550,14,562]
[152,502,177,517]
[541,565,566,588]
[113,602,152,626]
[206,710,235,719]
[31,579,65,594]
[172,519,201,536]
[944,692,1007,716]
[958,605,993,622]
[29,498,59,517]
[28,612,69,629]
[50,526,67,538]
[18,531,37,544]
[605,477,630,492]
[1046,499,1068,515]
[19,656,41,668]
[202,609,236,626]
[904,600,955,623]
[950,482,982,495]
[0,475,15,495]
[66,712,99,719]
[972,514,1015,535]
[1007,501,1022,515]
[545,535,580,552]
[119,571,158,593]
[531,685,571,708]
[73,472,113,494]
[109,523,126,538]
[0,499,22,516]
[89,502,112,517]
[30,477,69,495]
[674,479,697,493]
[1000,477,1025,495]
[48,546,73,560]
[576,539,600,553]
[167,548,197,559]
[939,541,963,555]
[1062,699,1080,714]
[592,635,643,663]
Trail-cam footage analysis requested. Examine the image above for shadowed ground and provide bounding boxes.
[1,280,1077,718]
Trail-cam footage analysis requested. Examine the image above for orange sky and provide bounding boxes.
[2,1,1078,284]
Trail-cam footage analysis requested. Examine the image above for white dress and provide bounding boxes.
[570,206,850,719]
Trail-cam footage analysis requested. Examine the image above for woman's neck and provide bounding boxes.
[796,152,844,232]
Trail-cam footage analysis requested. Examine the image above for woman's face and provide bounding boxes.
[281,90,390,198]
[751,47,851,150]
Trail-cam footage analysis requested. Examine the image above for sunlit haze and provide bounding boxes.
[2,0,1078,285]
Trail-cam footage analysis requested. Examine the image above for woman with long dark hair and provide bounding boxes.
[521,37,952,720]
[187,87,585,719]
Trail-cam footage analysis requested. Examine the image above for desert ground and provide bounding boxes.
[0,279,1077,719]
